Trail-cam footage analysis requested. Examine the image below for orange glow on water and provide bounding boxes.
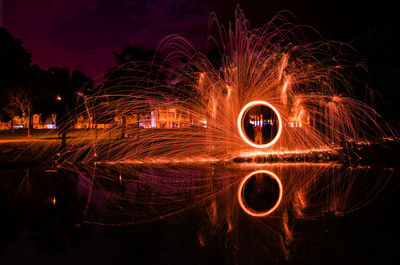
[237,170,283,217]
[237,147,335,158]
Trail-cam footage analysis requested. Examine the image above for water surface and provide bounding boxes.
[0,163,398,264]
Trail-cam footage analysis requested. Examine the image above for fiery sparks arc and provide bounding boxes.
[237,170,283,217]
[50,7,394,165]
[237,100,283,149]
[15,7,397,263]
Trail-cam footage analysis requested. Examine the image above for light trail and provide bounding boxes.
[237,100,283,149]
[237,170,283,217]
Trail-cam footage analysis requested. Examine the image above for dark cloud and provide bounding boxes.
[48,0,218,51]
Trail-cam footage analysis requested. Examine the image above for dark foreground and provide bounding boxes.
[0,162,399,265]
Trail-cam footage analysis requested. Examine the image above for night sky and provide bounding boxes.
[1,0,396,78]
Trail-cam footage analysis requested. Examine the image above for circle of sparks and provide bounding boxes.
[237,170,283,217]
[237,100,283,148]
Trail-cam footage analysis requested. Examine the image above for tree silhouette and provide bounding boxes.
[352,27,400,127]
[4,87,32,135]
[101,44,169,137]
[0,28,32,125]
[46,67,93,147]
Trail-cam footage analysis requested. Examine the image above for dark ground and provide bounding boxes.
[1,129,400,264]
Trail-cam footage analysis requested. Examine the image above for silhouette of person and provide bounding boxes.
[254,123,263,144]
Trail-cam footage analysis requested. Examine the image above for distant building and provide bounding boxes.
[0,102,207,130]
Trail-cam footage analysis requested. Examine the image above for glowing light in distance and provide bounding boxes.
[237,170,283,217]
[237,100,282,148]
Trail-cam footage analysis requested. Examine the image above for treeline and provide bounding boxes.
[0,27,203,138]
[0,28,94,137]
[2,25,399,136]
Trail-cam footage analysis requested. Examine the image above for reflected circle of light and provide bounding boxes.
[237,100,282,148]
[237,170,283,217]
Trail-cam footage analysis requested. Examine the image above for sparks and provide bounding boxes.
[237,170,283,217]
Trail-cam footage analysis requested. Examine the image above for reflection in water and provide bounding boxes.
[69,163,394,263]
[0,164,395,264]
[237,170,282,217]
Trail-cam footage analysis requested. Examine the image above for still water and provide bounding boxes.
[0,163,399,264]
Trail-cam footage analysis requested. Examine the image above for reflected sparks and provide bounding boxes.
[237,170,283,217]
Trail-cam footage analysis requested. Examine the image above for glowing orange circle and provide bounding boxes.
[237,100,282,148]
[237,170,283,217]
